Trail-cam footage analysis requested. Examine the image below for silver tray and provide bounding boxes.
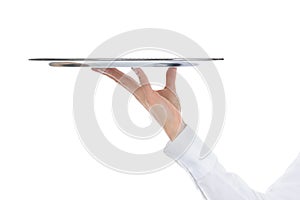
[29,58,224,67]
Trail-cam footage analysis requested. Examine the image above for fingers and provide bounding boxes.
[131,67,152,93]
[131,67,153,108]
[166,67,177,92]
[92,68,139,94]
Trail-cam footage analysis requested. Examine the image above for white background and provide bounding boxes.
[1,0,300,199]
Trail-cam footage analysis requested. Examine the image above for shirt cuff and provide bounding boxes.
[163,125,218,179]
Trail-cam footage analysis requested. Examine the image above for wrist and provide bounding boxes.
[168,120,186,141]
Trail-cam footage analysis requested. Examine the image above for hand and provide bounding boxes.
[92,67,185,141]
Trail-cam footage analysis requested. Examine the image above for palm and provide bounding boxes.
[157,88,180,111]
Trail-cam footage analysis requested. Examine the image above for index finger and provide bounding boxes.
[92,68,139,94]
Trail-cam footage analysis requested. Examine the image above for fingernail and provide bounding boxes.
[131,67,138,73]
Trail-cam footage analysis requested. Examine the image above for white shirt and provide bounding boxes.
[164,125,300,200]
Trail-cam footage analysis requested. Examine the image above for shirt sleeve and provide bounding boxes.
[264,153,300,200]
[163,125,265,200]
